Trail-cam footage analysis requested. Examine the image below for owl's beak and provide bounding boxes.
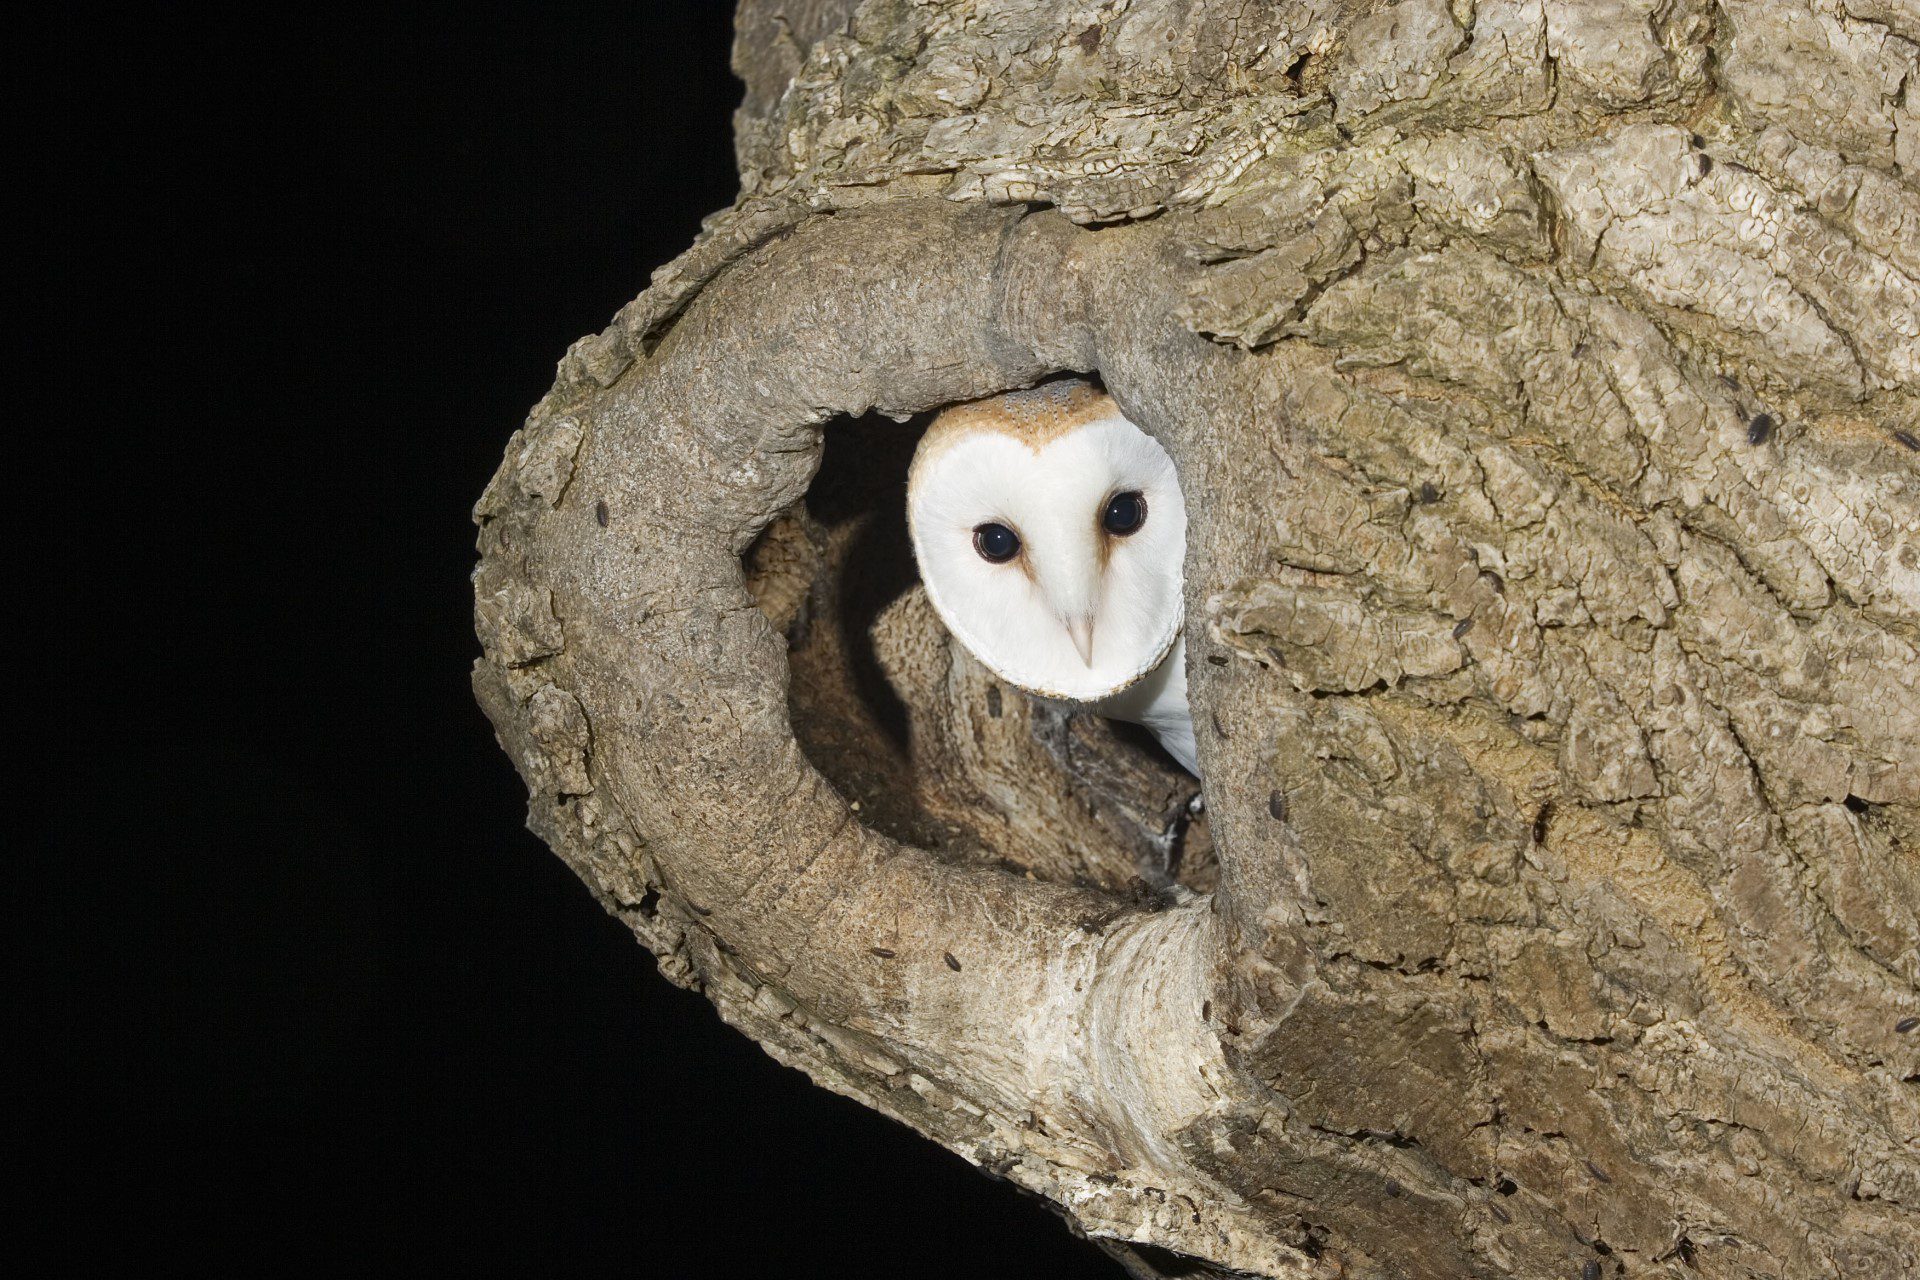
[1065,615,1096,667]
[1031,537,1100,668]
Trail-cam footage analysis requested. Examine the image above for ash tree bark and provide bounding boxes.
[474,3,1920,1276]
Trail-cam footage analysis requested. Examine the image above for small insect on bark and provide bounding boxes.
[1583,1260,1601,1280]
[944,952,962,972]
[594,499,609,527]
[1268,790,1288,821]
[869,947,895,959]
[1533,800,1555,844]
[1586,1161,1612,1184]
[1746,412,1775,445]
[1896,1015,1919,1033]
[1894,429,1919,452]
[1452,616,1474,639]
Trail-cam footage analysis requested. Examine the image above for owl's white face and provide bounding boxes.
[907,396,1186,703]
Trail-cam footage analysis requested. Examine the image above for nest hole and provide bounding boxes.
[744,408,1214,897]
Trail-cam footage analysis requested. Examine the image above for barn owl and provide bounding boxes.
[906,381,1197,774]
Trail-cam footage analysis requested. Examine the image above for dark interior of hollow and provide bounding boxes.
[741,413,932,843]
[798,414,920,761]
[743,409,1215,895]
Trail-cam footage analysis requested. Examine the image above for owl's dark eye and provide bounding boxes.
[1101,491,1147,536]
[973,522,1021,563]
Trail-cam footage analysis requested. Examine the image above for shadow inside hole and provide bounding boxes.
[744,412,941,848]
[804,415,921,756]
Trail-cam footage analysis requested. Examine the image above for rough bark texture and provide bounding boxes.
[474,3,1920,1276]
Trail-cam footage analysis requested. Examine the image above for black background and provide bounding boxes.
[36,4,1122,1275]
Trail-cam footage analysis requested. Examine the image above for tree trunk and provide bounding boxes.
[473,3,1919,1275]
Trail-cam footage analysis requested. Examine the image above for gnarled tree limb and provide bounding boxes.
[478,3,1919,1276]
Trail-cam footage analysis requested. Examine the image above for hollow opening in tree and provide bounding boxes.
[743,393,1213,898]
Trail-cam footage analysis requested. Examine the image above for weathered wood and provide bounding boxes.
[477,3,1919,1276]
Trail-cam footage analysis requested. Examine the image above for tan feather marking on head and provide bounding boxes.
[910,381,1116,483]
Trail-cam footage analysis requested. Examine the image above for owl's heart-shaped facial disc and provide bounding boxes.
[906,384,1186,704]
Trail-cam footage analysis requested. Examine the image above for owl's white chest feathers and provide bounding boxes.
[1092,638,1197,775]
